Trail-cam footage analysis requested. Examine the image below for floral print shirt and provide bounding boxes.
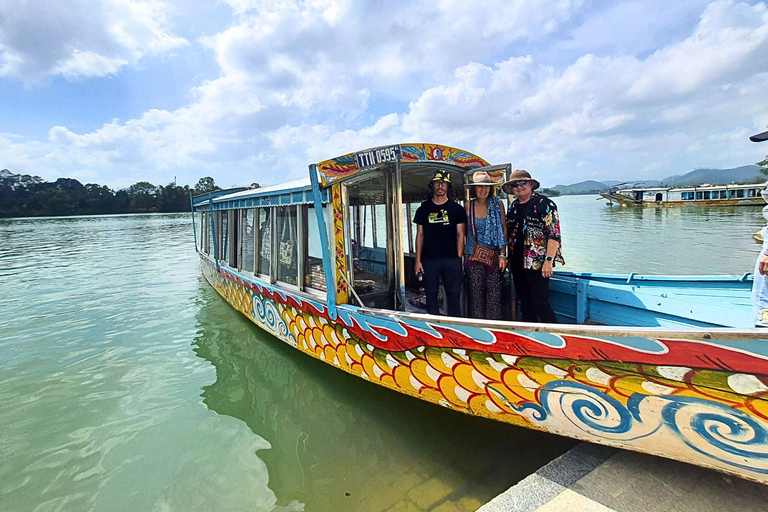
[507,193,564,270]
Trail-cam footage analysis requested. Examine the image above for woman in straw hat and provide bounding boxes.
[464,170,507,319]
[503,169,564,323]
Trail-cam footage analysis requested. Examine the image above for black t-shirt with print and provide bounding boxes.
[413,199,467,260]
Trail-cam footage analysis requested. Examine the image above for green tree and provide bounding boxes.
[157,182,192,212]
[113,190,131,213]
[43,189,77,216]
[194,176,219,194]
[128,181,158,212]
[759,156,768,175]
[80,183,115,214]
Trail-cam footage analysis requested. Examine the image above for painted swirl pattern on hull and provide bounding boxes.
[201,256,768,482]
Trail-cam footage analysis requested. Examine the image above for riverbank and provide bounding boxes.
[480,442,768,512]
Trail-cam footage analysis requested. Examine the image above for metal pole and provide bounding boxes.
[309,164,337,320]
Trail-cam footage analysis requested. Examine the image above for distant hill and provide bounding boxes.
[551,180,608,195]
[554,164,765,195]
[659,165,763,187]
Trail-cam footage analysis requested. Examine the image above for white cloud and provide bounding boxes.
[0,0,188,82]
[2,0,768,190]
[401,0,768,183]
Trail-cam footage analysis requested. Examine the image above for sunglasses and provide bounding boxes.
[508,181,529,188]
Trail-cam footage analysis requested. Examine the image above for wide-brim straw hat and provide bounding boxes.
[465,170,503,188]
[502,169,540,194]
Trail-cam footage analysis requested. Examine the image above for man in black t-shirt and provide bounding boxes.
[413,170,467,316]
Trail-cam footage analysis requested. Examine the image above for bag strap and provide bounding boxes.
[470,200,478,241]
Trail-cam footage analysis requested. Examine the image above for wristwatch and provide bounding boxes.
[545,256,553,262]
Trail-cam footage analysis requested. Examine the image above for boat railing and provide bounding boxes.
[352,303,768,340]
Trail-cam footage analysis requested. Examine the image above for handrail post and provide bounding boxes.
[309,164,337,320]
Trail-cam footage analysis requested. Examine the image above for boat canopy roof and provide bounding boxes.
[193,177,326,210]
[315,142,492,187]
[193,143,504,211]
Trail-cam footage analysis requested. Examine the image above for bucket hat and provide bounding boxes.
[428,170,452,189]
[502,169,540,194]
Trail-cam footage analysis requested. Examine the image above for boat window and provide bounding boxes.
[206,212,213,255]
[404,203,414,254]
[736,189,745,198]
[219,211,230,263]
[681,192,694,200]
[256,208,271,277]
[305,203,330,292]
[197,211,206,252]
[696,191,703,200]
[347,172,393,309]
[749,188,758,198]
[720,190,728,199]
[240,209,255,274]
[276,205,298,286]
[228,210,238,268]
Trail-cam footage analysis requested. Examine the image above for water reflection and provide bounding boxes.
[193,285,575,512]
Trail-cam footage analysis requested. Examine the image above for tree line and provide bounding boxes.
[0,170,222,218]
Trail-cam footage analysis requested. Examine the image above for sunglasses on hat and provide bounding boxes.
[508,181,529,188]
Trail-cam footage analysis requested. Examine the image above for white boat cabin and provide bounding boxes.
[617,182,766,202]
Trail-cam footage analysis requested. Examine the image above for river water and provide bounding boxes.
[0,196,764,511]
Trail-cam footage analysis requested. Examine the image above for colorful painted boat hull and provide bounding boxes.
[201,254,768,484]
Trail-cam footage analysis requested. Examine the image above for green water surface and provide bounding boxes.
[0,196,763,511]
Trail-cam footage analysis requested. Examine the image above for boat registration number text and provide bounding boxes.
[355,145,401,170]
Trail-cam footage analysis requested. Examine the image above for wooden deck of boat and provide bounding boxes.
[479,442,768,512]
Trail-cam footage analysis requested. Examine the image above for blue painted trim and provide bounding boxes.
[193,187,328,211]
[555,271,754,284]
[192,187,249,206]
[576,278,588,324]
[310,164,337,320]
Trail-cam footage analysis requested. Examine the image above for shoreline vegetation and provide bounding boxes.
[2,160,764,219]
[0,171,226,219]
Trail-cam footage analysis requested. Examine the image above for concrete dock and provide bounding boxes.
[479,443,768,512]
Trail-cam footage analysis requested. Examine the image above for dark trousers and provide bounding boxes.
[511,266,557,323]
[422,257,463,316]
[466,263,502,320]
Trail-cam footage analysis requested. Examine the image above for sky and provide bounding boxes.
[1,0,768,190]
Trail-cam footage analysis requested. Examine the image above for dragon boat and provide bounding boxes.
[192,143,768,483]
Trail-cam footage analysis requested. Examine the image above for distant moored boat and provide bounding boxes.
[601,182,767,207]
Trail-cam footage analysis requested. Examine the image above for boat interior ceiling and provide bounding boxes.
[346,164,470,205]
[401,164,468,203]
